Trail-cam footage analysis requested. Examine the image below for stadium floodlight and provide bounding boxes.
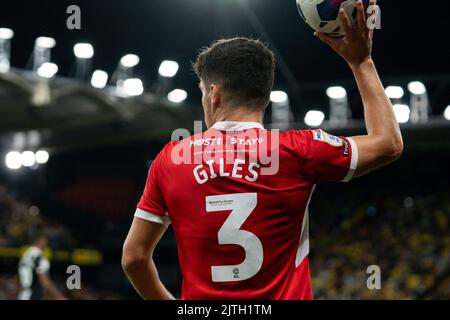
[91,70,109,89]
[35,150,50,164]
[37,62,58,78]
[326,86,347,100]
[21,151,36,167]
[0,28,14,40]
[408,81,429,123]
[168,89,188,103]
[74,43,94,80]
[408,81,427,95]
[327,86,349,127]
[73,43,94,59]
[120,54,140,68]
[158,60,179,78]
[393,104,411,124]
[123,78,144,96]
[5,151,22,170]
[0,28,14,73]
[304,110,325,127]
[36,37,56,49]
[270,91,288,104]
[116,54,140,92]
[34,36,56,72]
[444,106,450,121]
[385,86,405,99]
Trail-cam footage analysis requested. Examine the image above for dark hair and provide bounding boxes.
[193,37,276,109]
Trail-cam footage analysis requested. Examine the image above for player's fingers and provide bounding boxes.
[314,31,341,50]
[339,9,353,38]
[356,0,366,31]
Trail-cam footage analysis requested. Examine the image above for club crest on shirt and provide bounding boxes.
[312,129,343,147]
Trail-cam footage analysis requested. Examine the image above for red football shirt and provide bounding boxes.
[136,121,358,300]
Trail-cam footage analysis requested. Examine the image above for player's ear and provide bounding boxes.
[210,84,221,110]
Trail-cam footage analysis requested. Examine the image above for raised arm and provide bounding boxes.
[315,0,403,178]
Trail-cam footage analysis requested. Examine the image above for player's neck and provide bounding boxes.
[214,108,264,125]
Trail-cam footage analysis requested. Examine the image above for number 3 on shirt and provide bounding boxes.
[206,193,263,282]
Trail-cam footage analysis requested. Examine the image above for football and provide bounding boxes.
[296,0,372,38]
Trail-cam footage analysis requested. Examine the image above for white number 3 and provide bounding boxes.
[206,193,263,282]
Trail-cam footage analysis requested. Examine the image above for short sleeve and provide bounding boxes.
[295,129,358,183]
[36,256,50,274]
[136,149,171,228]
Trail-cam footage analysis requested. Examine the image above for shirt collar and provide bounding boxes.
[211,121,265,131]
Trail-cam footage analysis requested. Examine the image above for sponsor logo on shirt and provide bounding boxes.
[312,129,343,147]
[343,140,349,156]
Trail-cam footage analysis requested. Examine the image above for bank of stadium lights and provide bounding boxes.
[37,62,58,79]
[5,150,49,170]
[155,60,180,96]
[73,43,94,80]
[123,78,144,96]
[270,91,288,104]
[408,81,426,95]
[393,104,411,124]
[385,86,405,99]
[35,150,50,164]
[443,105,450,120]
[116,54,140,93]
[120,54,140,68]
[304,110,325,127]
[91,70,109,89]
[5,152,21,170]
[73,43,94,59]
[0,27,14,73]
[327,86,349,127]
[167,89,188,103]
[33,36,56,72]
[21,151,36,167]
[270,91,290,129]
[407,81,429,123]
[158,60,179,78]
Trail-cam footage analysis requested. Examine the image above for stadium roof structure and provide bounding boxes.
[0,70,202,154]
[1,70,450,154]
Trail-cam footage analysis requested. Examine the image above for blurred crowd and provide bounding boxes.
[310,186,450,299]
[1,178,449,299]
[0,185,124,300]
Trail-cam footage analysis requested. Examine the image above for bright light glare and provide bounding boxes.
[270,91,288,103]
[73,43,94,59]
[158,60,179,78]
[37,62,58,78]
[444,106,450,121]
[408,81,427,95]
[385,86,404,99]
[21,151,36,167]
[326,86,347,99]
[123,78,144,96]
[5,151,22,170]
[304,110,325,127]
[35,150,50,164]
[393,104,411,124]
[35,37,56,49]
[120,54,140,68]
[0,28,14,40]
[91,70,109,89]
[168,89,188,103]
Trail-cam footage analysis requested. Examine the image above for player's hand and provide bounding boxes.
[314,0,377,69]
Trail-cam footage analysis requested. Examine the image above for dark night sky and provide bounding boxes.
[1,0,449,111]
